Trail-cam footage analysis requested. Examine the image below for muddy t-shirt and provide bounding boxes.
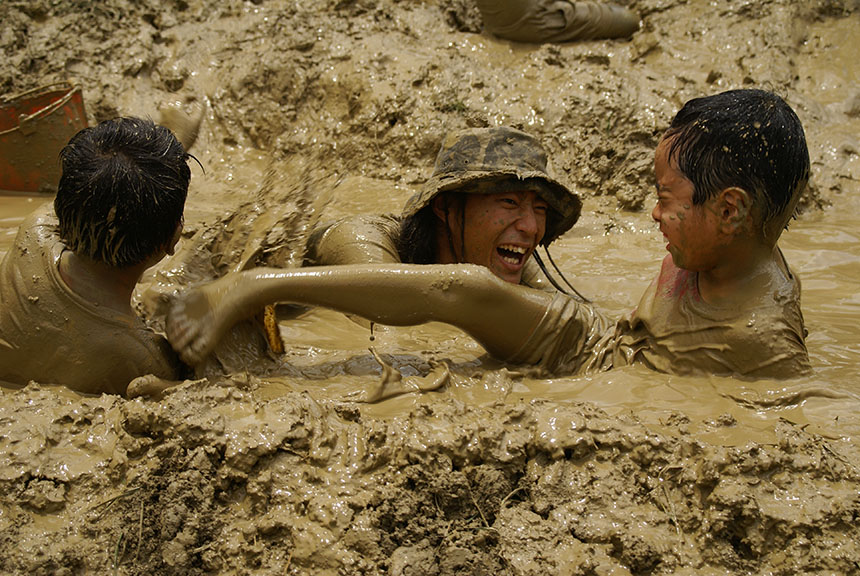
[0,204,181,395]
[303,214,556,291]
[511,254,810,378]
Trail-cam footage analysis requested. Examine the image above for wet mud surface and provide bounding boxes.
[2,0,860,574]
[3,384,859,575]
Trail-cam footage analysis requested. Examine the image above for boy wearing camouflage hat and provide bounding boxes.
[167,89,810,380]
[304,126,583,291]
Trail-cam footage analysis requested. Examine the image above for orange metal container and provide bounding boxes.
[0,82,88,194]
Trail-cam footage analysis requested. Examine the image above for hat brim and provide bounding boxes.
[403,170,582,245]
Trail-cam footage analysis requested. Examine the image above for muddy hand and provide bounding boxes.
[166,281,227,366]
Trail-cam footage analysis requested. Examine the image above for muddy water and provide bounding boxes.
[0,196,42,259]
[1,4,857,454]
[210,188,857,449]
[2,171,858,449]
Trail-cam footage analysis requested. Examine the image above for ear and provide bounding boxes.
[717,187,752,235]
[164,221,183,256]
[431,194,452,222]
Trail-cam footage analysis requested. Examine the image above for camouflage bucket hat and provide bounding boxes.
[402,126,582,245]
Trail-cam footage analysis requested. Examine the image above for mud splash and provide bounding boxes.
[1,0,860,574]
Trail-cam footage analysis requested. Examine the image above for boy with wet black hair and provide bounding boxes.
[0,117,191,395]
[580,88,812,375]
[167,89,811,379]
[662,88,810,248]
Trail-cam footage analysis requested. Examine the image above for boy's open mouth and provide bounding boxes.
[498,244,527,266]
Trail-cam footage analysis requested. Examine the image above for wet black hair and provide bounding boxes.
[398,191,471,265]
[664,89,810,239]
[55,116,191,267]
[397,203,446,264]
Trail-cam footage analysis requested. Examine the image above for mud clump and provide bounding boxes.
[1,385,858,574]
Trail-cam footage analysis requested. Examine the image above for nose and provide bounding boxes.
[651,201,661,223]
[515,204,545,241]
[518,207,538,232]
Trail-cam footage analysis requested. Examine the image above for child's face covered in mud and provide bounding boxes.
[651,137,726,272]
[439,189,549,284]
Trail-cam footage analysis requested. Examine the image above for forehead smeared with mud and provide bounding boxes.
[664,89,810,239]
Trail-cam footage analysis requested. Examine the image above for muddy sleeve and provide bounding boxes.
[506,292,612,374]
[303,215,402,266]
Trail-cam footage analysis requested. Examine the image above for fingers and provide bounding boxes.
[165,305,192,349]
[127,374,158,398]
[171,322,207,367]
[184,337,213,367]
[165,282,233,366]
[165,295,207,365]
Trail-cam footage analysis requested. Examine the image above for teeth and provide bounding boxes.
[498,244,528,266]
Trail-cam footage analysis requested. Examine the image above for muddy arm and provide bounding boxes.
[167,263,554,366]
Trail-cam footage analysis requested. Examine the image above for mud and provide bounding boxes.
[1,0,860,574]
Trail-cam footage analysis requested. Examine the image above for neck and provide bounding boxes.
[58,251,149,314]
[433,221,459,264]
[697,241,774,304]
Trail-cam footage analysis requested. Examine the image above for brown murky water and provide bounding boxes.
[203,189,860,444]
[5,182,857,446]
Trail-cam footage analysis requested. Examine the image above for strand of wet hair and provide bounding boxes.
[531,251,570,296]
[544,247,591,302]
[533,249,590,303]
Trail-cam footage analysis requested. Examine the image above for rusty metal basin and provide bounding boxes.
[0,82,88,194]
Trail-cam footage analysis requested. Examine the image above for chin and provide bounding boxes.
[497,272,522,284]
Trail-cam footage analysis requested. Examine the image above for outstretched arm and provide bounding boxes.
[166,263,554,366]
